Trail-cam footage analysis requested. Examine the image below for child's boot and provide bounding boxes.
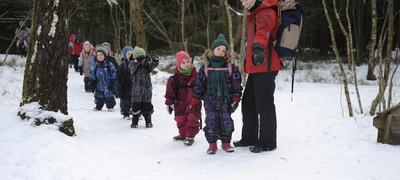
[207,143,218,155]
[144,115,153,128]
[131,115,139,128]
[222,143,234,153]
[183,138,194,146]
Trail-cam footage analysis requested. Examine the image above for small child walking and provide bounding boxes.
[115,45,135,119]
[192,34,243,154]
[89,46,117,111]
[165,51,200,146]
[128,47,159,128]
[78,41,95,92]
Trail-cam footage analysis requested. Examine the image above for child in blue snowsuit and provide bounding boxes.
[89,46,117,111]
[192,34,243,154]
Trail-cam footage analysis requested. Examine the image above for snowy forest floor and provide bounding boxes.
[0,55,399,180]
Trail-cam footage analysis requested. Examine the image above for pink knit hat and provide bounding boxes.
[175,51,190,67]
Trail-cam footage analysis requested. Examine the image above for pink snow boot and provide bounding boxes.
[222,143,234,153]
[207,143,218,155]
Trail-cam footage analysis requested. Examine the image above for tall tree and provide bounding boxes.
[129,0,147,49]
[19,0,75,136]
[322,0,354,117]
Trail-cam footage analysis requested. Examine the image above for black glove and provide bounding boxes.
[89,80,97,92]
[150,55,159,63]
[252,43,265,66]
[79,66,83,76]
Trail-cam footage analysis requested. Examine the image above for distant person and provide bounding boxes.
[115,45,135,120]
[165,51,200,146]
[16,21,30,57]
[128,47,159,128]
[68,31,84,72]
[78,41,95,92]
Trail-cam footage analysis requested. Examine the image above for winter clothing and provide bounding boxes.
[165,67,200,139]
[16,26,30,57]
[193,56,243,144]
[244,0,281,73]
[89,57,117,110]
[132,47,146,59]
[211,34,229,50]
[241,72,278,150]
[68,33,84,71]
[115,45,134,116]
[175,51,190,67]
[96,46,108,57]
[129,47,159,127]
[78,43,95,78]
[238,0,280,152]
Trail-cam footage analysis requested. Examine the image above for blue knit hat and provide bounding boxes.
[211,33,229,50]
[121,45,134,59]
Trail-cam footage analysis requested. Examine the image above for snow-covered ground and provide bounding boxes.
[0,55,399,180]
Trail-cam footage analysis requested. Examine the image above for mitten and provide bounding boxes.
[166,104,174,114]
[190,98,201,111]
[252,43,265,65]
[230,96,241,113]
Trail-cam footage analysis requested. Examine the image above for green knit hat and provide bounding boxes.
[211,33,229,50]
[132,47,146,58]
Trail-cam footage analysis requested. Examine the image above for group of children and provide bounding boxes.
[78,34,243,155]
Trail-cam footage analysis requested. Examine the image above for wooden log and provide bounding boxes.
[383,114,393,143]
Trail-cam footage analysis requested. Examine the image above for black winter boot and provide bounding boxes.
[144,115,153,128]
[131,115,139,128]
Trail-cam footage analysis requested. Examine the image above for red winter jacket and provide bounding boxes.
[165,68,199,117]
[245,0,281,73]
[68,34,83,56]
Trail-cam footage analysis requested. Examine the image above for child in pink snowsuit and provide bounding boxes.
[165,51,201,146]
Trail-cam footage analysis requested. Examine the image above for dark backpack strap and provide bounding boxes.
[172,74,180,99]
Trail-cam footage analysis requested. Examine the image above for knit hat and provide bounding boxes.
[175,51,191,67]
[211,33,229,50]
[121,45,134,59]
[95,46,108,56]
[132,47,146,58]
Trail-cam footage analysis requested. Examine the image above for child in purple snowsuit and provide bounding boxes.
[192,34,243,154]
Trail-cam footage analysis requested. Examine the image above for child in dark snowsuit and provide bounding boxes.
[192,34,243,154]
[165,51,200,146]
[89,46,117,111]
[115,45,134,119]
[129,47,159,128]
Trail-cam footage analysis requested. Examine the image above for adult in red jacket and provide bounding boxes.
[68,33,84,72]
[234,0,280,153]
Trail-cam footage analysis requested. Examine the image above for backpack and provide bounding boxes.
[275,0,304,61]
[204,63,232,77]
[275,0,304,101]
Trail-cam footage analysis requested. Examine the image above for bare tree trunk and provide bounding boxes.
[387,48,399,107]
[129,0,147,50]
[143,8,175,51]
[110,6,121,53]
[206,0,210,49]
[180,0,188,51]
[239,9,247,86]
[370,0,394,115]
[323,0,354,117]
[345,0,363,113]
[19,0,74,136]
[367,0,378,80]
[224,0,235,65]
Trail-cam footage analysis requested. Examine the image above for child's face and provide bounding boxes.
[84,43,91,52]
[213,45,227,57]
[179,58,192,70]
[96,52,105,61]
[125,51,133,60]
